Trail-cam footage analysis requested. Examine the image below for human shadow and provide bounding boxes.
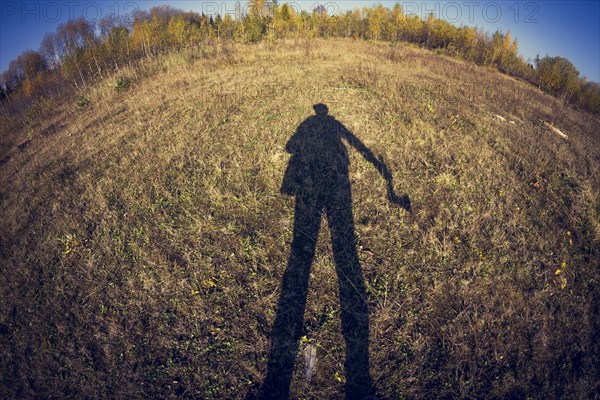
[257,104,411,400]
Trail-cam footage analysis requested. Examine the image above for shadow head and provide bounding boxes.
[313,103,329,117]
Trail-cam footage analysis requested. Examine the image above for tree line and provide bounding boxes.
[1,1,599,116]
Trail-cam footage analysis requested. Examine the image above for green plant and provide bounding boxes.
[114,76,131,93]
[76,95,90,109]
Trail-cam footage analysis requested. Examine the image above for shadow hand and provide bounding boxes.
[388,190,412,212]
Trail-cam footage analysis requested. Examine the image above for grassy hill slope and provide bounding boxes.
[1,38,599,399]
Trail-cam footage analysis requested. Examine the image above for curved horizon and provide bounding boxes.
[1,1,599,82]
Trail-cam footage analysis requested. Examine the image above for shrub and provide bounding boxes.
[114,76,131,93]
[76,95,90,109]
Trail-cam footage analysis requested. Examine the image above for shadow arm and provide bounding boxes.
[342,127,411,211]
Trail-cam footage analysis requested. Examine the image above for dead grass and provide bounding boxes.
[1,38,599,399]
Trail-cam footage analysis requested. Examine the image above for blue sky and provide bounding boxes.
[1,1,599,81]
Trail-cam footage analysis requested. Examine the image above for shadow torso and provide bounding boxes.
[281,115,350,200]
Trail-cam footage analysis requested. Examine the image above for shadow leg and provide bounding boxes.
[260,195,321,400]
[326,191,374,400]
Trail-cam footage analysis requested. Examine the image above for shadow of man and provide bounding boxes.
[258,104,411,400]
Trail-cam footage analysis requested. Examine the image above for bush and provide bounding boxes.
[76,95,90,109]
[114,76,131,93]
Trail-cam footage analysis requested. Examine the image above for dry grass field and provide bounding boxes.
[1,38,599,399]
